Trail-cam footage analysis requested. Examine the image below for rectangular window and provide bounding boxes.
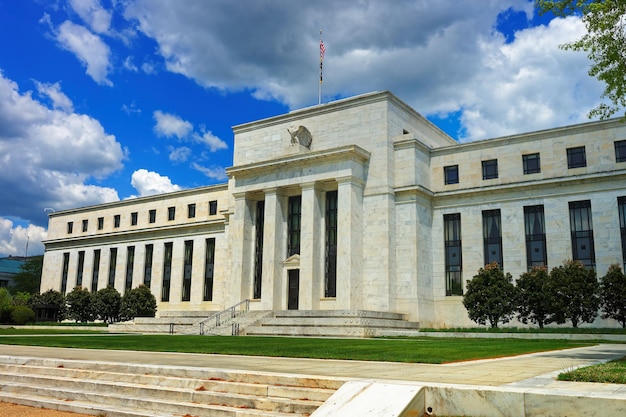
[67,222,73,234]
[209,200,218,215]
[149,209,156,223]
[569,200,596,268]
[524,205,547,270]
[523,153,541,174]
[91,249,100,293]
[130,212,138,226]
[253,201,264,300]
[82,219,88,232]
[76,250,85,287]
[162,242,173,302]
[615,140,626,163]
[444,165,459,185]
[125,246,135,294]
[325,190,338,298]
[619,197,626,271]
[444,213,463,296]
[182,240,193,302]
[108,248,117,287]
[287,196,302,256]
[188,203,196,218]
[168,206,176,221]
[204,238,216,301]
[483,209,503,268]
[567,146,587,168]
[482,159,498,180]
[61,252,70,294]
[97,217,104,230]
[114,215,121,228]
[143,244,153,288]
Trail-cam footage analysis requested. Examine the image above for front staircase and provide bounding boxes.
[0,355,343,417]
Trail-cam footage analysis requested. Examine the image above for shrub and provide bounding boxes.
[547,260,600,328]
[516,266,552,329]
[121,285,157,320]
[30,289,67,322]
[11,305,35,325]
[600,264,626,328]
[463,262,517,328]
[66,287,96,323]
[94,286,122,324]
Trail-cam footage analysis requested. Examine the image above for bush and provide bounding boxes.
[94,286,122,324]
[516,266,552,329]
[66,287,96,323]
[121,285,157,320]
[11,305,35,325]
[547,260,600,328]
[30,289,67,322]
[600,264,626,328]
[463,262,517,328]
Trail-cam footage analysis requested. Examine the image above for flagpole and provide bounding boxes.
[319,30,324,105]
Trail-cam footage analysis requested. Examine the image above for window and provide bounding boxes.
[149,209,156,223]
[188,203,196,218]
[325,190,338,298]
[204,238,216,301]
[108,248,117,287]
[76,251,85,287]
[209,200,218,215]
[253,201,264,300]
[67,222,73,234]
[125,246,135,294]
[97,217,104,230]
[619,197,626,271]
[482,159,498,180]
[130,212,138,226]
[182,240,193,302]
[61,253,70,294]
[287,196,302,256]
[524,205,547,269]
[523,153,541,174]
[567,146,586,168]
[82,219,88,232]
[444,213,463,296]
[168,206,176,221]
[143,244,153,288]
[114,215,121,228]
[162,242,173,302]
[444,165,459,185]
[615,140,626,163]
[91,249,100,293]
[483,209,503,268]
[569,200,595,268]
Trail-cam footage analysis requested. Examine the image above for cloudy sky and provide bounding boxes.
[0,0,603,258]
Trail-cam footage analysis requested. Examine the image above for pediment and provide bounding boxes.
[283,254,300,267]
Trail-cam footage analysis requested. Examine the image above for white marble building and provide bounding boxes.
[40,91,626,328]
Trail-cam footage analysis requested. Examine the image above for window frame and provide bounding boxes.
[522,153,541,175]
[444,165,459,185]
[615,140,626,163]
[567,146,587,169]
[482,159,498,180]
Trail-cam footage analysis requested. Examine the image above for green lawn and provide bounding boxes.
[559,356,626,384]
[0,332,593,364]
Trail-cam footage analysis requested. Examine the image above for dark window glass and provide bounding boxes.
[188,204,196,218]
[523,153,541,174]
[162,242,172,302]
[204,238,215,301]
[444,165,459,185]
[131,212,138,226]
[619,197,626,271]
[125,246,135,294]
[149,209,156,223]
[143,244,153,288]
[209,200,218,215]
[615,140,626,163]
[444,213,463,296]
[325,190,338,298]
[91,249,100,293]
[168,207,176,221]
[76,251,85,287]
[253,201,264,300]
[97,217,104,230]
[82,220,88,232]
[108,248,117,287]
[114,215,120,228]
[61,253,70,294]
[567,146,586,168]
[482,159,498,180]
[569,200,595,268]
[182,240,193,301]
[67,222,73,234]
[482,209,503,268]
[287,196,301,256]
[524,205,547,270]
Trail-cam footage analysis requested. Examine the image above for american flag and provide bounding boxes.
[320,40,326,61]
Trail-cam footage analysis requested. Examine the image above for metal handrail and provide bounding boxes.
[199,299,250,335]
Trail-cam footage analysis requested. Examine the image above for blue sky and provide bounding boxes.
[0,1,603,258]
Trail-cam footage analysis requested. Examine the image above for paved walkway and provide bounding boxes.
[1,343,625,393]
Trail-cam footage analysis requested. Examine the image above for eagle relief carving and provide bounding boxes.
[287,125,313,149]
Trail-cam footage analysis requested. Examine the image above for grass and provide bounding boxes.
[420,327,626,334]
[0,333,594,364]
[558,356,626,384]
[0,327,106,335]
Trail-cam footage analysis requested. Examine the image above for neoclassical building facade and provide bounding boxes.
[41,91,626,328]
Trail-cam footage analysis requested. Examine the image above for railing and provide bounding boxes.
[199,299,250,335]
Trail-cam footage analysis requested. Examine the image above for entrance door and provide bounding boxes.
[287,269,299,310]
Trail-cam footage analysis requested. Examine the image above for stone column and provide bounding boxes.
[300,182,323,310]
[262,188,286,310]
[230,192,254,306]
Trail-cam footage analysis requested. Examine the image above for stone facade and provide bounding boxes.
[40,91,626,328]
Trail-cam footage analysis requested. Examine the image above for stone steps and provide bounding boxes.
[0,356,342,417]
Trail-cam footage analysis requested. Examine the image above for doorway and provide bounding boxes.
[287,269,299,310]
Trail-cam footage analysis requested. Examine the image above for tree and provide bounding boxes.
[11,255,43,294]
[547,260,600,328]
[600,263,626,328]
[463,262,517,328]
[0,288,13,323]
[538,0,626,119]
[516,266,553,329]
[30,289,66,322]
[94,286,122,324]
[121,285,157,320]
[65,287,95,323]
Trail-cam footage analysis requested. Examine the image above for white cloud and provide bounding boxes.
[153,110,193,139]
[130,168,182,197]
[35,81,73,112]
[169,146,192,162]
[56,20,113,86]
[194,131,228,152]
[69,0,112,34]
[191,163,227,181]
[0,217,47,258]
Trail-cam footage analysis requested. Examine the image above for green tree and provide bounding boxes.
[537,0,626,119]
[600,263,626,328]
[94,286,122,324]
[463,262,517,328]
[30,289,67,322]
[11,306,35,325]
[547,260,600,328]
[0,288,13,323]
[121,285,157,320]
[66,287,96,323]
[11,255,43,294]
[516,266,553,329]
